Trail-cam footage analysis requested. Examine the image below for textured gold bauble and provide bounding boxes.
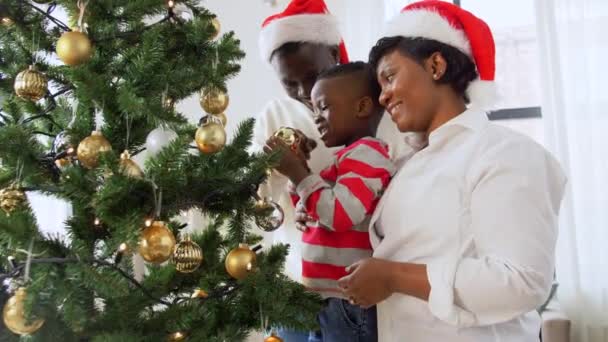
[0,184,26,216]
[273,127,299,148]
[200,88,229,115]
[119,150,143,178]
[56,30,92,66]
[210,17,221,40]
[195,121,226,154]
[172,237,203,273]
[254,199,284,232]
[2,287,45,336]
[225,243,256,280]
[138,221,176,264]
[77,131,112,169]
[167,331,187,341]
[264,333,284,342]
[14,66,47,102]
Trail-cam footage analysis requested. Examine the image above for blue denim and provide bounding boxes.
[276,298,377,342]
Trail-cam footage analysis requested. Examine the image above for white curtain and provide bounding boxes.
[535,1,608,341]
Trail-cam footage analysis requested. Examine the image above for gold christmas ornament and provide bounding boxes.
[264,332,284,342]
[1,17,13,26]
[138,221,176,264]
[195,121,226,154]
[2,287,45,336]
[56,29,92,66]
[162,96,175,110]
[273,127,299,148]
[77,131,112,169]
[172,236,203,273]
[254,198,284,232]
[14,66,47,102]
[225,243,256,280]
[119,150,143,178]
[210,17,221,40]
[199,87,229,114]
[167,331,187,341]
[0,184,26,216]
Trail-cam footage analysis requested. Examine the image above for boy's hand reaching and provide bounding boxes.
[264,136,311,185]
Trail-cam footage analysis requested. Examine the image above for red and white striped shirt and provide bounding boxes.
[291,137,396,298]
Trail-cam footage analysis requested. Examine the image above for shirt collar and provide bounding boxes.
[428,108,489,145]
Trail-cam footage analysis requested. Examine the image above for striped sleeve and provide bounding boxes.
[296,138,396,232]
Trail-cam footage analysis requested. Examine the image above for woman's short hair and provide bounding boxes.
[369,36,479,103]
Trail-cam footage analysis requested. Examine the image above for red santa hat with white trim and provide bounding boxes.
[259,0,349,64]
[384,1,496,109]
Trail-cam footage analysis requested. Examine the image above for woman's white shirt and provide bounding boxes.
[371,108,567,342]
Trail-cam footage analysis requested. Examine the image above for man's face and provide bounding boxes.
[271,43,339,110]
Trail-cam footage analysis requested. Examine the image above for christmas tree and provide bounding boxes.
[0,1,321,340]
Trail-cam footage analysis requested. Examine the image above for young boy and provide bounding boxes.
[266,62,395,341]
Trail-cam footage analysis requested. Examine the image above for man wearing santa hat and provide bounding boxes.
[252,0,404,340]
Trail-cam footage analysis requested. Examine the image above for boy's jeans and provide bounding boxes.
[276,298,377,342]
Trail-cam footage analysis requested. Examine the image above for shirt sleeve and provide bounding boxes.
[296,139,396,232]
[426,138,567,327]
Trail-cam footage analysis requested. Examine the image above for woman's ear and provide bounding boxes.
[426,51,448,81]
[355,96,374,119]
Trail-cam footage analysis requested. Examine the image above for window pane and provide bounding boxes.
[461,0,541,110]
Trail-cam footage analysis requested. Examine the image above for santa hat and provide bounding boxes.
[384,1,496,109]
[259,0,349,64]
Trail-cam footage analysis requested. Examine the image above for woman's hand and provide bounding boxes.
[338,258,395,308]
[264,136,311,185]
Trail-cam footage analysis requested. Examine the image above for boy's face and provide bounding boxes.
[311,76,362,148]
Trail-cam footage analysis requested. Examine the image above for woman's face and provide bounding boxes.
[376,50,439,133]
[271,44,339,110]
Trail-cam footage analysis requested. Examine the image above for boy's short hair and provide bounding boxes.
[316,61,382,106]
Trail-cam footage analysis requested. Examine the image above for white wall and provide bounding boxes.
[178,0,391,138]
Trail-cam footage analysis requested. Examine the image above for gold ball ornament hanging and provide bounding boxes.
[2,287,45,336]
[1,17,14,26]
[0,184,26,216]
[167,331,187,341]
[56,29,92,66]
[210,17,221,40]
[119,150,143,178]
[200,87,229,114]
[225,243,256,280]
[254,198,284,232]
[14,66,47,102]
[264,333,284,342]
[172,236,203,273]
[162,96,175,110]
[138,221,176,264]
[77,131,112,169]
[195,120,226,154]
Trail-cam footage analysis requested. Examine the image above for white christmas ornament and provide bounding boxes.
[145,127,178,156]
